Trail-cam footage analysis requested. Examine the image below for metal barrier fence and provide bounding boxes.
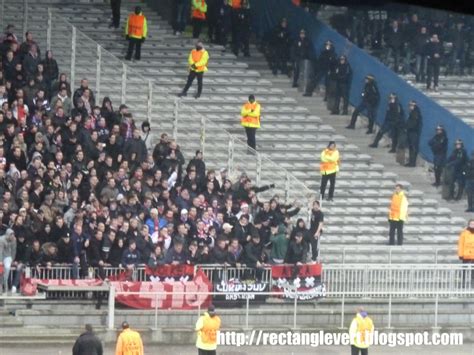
[24,265,148,281]
[325,246,457,264]
[23,263,473,298]
[14,263,474,329]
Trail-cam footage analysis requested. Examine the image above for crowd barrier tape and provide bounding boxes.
[250,0,474,161]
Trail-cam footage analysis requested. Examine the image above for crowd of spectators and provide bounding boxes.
[329,5,474,84]
[0,25,325,293]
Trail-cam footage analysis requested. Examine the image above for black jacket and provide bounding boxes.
[384,100,404,127]
[243,241,265,266]
[447,147,468,175]
[426,41,443,62]
[72,331,103,355]
[335,61,352,84]
[362,80,380,106]
[317,47,337,72]
[406,106,422,134]
[291,37,312,61]
[414,32,430,55]
[385,27,404,50]
[465,158,474,180]
[429,132,448,157]
[285,240,308,264]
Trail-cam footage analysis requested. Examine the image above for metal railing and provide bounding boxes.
[324,245,456,264]
[23,263,473,298]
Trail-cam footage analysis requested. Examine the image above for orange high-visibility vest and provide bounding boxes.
[127,14,145,39]
[240,101,261,128]
[192,0,207,20]
[231,0,242,9]
[458,228,474,260]
[320,149,340,175]
[189,49,209,72]
[388,191,408,221]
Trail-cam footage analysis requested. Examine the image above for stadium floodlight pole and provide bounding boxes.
[46,8,52,51]
[107,284,115,330]
[147,80,153,124]
[96,44,101,101]
[70,26,76,89]
[121,63,127,104]
[173,98,179,141]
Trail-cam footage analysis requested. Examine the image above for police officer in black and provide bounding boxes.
[346,74,380,133]
[465,153,474,212]
[428,125,448,187]
[269,18,290,75]
[332,55,352,115]
[303,40,337,98]
[446,139,468,200]
[369,93,404,152]
[405,100,422,167]
[290,29,312,88]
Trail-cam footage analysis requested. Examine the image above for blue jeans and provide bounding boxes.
[415,54,427,82]
[466,180,474,210]
[175,1,189,32]
[2,256,12,291]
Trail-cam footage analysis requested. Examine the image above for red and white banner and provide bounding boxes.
[21,267,212,310]
[113,269,212,309]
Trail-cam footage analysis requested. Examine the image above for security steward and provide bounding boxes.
[115,321,144,355]
[369,93,404,152]
[346,75,380,133]
[320,141,340,202]
[195,304,221,355]
[388,184,408,246]
[458,219,474,284]
[405,100,422,167]
[192,0,207,39]
[179,41,209,99]
[349,307,374,355]
[125,6,147,61]
[240,94,261,152]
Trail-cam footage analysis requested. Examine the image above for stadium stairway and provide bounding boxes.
[2,0,467,264]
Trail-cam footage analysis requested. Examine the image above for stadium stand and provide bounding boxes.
[0,0,467,293]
